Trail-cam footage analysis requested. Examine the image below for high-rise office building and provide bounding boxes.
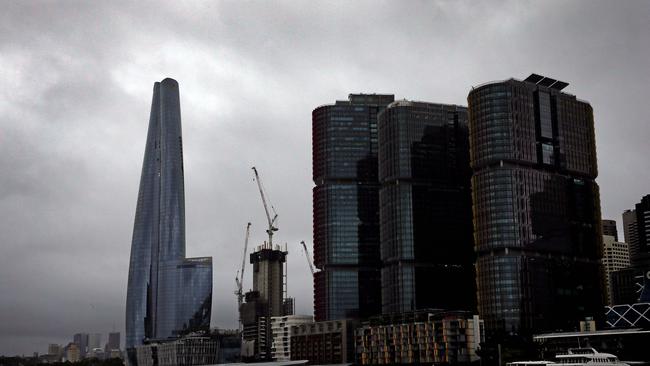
[378,101,475,314]
[312,94,394,321]
[125,78,213,364]
[602,219,618,241]
[468,74,605,337]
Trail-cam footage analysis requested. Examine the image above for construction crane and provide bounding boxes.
[252,166,278,246]
[235,222,251,331]
[300,241,315,275]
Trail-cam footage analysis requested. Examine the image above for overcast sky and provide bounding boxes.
[1,0,649,356]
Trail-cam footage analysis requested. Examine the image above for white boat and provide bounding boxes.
[554,348,629,366]
[507,348,629,366]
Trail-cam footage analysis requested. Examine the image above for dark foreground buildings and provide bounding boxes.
[468,74,605,337]
[611,194,650,304]
[125,78,212,364]
[312,94,394,321]
[378,101,475,314]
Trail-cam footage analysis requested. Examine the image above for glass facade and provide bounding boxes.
[378,101,475,314]
[312,94,394,321]
[468,77,604,337]
[126,79,212,364]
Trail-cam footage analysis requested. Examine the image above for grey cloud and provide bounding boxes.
[1,0,649,355]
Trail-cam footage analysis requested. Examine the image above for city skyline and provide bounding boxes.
[1,0,650,356]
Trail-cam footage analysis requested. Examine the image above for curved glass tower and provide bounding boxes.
[125,78,212,363]
[468,74,604,337]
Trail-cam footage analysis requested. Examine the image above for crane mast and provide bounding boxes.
[300,240,315,275]
[235,222,251,331]
[252,166,278,246]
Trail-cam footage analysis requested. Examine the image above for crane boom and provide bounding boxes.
[301,241,315,275]
[252,166,278,246]
[239,222,252,291]
[235,222,251,331]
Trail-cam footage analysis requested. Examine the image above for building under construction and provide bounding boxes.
[240,242,294,361]
[238,167,295,361]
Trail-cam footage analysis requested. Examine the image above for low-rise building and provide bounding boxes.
[355,310,484,365]
[270,315,313,361]
[290,319,357,364]
[134,330,240,366]
[65,343,80,363]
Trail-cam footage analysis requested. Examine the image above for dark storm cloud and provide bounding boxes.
[1,0,649,355]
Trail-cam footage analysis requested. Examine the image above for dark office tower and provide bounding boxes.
[378,101,475,314]
[602,219,618,241]
[468,74,605,337]
[125,79,212,363]
[312,94,395,321]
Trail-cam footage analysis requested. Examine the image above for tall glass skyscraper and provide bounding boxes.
[378,101,475,314]
[125,78,212,363]
[312,94,394,321]
[468,74,604,337]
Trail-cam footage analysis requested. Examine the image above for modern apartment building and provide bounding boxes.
[290,319,357,364]
[355,310,484,365]
[270,315,313,361]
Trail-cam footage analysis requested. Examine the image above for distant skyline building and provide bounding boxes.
[73,333,88,358]
[107,332,120,351]
[602,235,631,304]
[377,100,475,314]
[312,94,394,321]
[125,78,212,364]
[65,343,80,363]
[468,74,605,337]
[88,333,102,351]
[602,219,618,241]
[612,194,650,304]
